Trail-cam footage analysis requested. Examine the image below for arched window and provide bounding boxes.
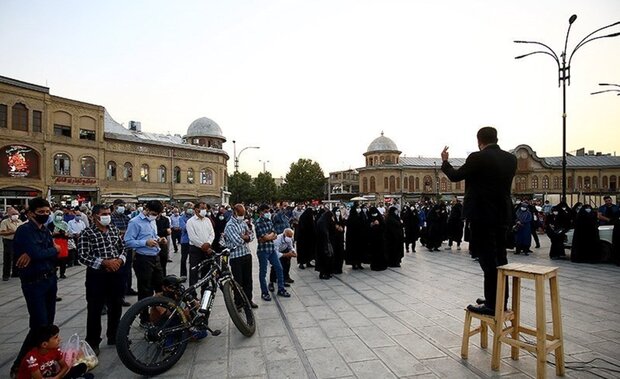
[592,176,598,189]
[415,177,420,190]
[174,166,181,184]
[531,175,539,189]
[54,153,71,176]
[12,103,28,131]
[455,181,462,190]
[603,176,609,189]
[80,156,95,177]
[389,176,396,192]
[516,176,527,191]
[123,162,133,181]
[584,176,591,190]
[141,164,149,182]
[567,176,574,190]
[187,168,194,184]
[423,175,433,192]
[403,176,408,190]
[408,176,414,191]
[440,177,448,192]
[383,177,388,190]
[200,169,214,185]
[362,177,368,193]
[553,176,560,189]
[542,175,549,190]
[611,175,617,191]
[370,176,376,192]
[577,176,583,189]
[158,165,167,183]
[106,161,117,181]
[369,157,373,166]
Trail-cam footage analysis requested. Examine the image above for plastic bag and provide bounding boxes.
[74,340,99,371]
[61,333,81,367]
[54,238,69,258]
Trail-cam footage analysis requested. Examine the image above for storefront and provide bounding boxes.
[50,177,99,207]
[0,186,42,210]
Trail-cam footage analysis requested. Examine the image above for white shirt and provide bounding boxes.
[186,215,215,248]
[68,219,86,235]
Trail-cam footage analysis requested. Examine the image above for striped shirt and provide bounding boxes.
[255,217,276,255]
[223,217,254,259]
[78,225,127,270]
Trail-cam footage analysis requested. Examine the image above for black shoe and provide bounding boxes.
[285,278,295,284]
[277,289,291,297]
[250,302,259,309]
[476,297,486,305]
[167,259,173,263]
[467,304,495,316]
[535,245,540,249]
[56,297,62,302]
[298,264,305,270]
[107,338,116,345]
[261,293,271,301]
[306,263,315,268]
[92,345,100,356]
[2,277,8,281]
[268,283,275,292]
[284,283,290,287]
[101,306,107,315]
[122,300,131,307]
[358,265,364,270]
[126,288,139,296]
[59,274,67,279]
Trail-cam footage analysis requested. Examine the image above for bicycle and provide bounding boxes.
[115,248,256,376]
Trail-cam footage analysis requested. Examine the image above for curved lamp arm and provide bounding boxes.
[568,21,620,65]
[514,40,560,63]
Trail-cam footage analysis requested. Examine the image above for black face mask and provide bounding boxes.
[34,214,49,225]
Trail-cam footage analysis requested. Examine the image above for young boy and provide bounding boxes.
[17,325,93,379]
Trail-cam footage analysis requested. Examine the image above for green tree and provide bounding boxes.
[228,171,254,204]
[253,171,278,203]
[281,158,326,202]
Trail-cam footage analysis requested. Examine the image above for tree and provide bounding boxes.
[253,171,279,203]
[228,171,254,204]
[281,158,326,202]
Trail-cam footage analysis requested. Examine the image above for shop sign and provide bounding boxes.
[54,177,97,185]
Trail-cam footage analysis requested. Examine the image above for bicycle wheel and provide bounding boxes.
[222,279,256,337]
[116,296,191,376]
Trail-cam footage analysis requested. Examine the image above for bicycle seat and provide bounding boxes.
[162,275,187,287]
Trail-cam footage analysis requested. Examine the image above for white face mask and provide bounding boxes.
[137,207,143,212]
[236,215,244,221]
[186,209,194,216]
[263,212,271,220]
[356,208,362,213]
[199,209,207,217]
[552,211,559,215]
[10,215,18,221]
[218,215,225,220]
[99,215,111,226]
[206,211,212,217]
[55,215,63,221]
[116,206,125,214]
[285,236,293,244]
[335,212,341,217]
[584,208,592,213]
[520,207,527,211]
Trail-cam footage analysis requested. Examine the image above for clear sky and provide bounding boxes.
[2,0,619,178]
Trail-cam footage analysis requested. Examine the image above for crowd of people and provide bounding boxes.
[2,181,620,377]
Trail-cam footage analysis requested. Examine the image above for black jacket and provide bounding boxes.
[441,144,517,226]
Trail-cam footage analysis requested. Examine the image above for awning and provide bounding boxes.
[50,187,99,192]
[100,194,136,199]
[138,196,171,201]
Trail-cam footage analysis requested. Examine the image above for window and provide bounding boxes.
[610,175,617,191]
[603,176,609,189]
[370,176,376,192]
[415,177,420,190]
[12,103,28,131]
[423,175,433,192]
[80,156,95,177]
[54,124,71,137]
[568,176,573,189]
[174,166,181,184]
[531,175,539,189]
[553,176,560,189]
[592,176,599,189]
[384,177,388,190]
[577,176,583,189]
[516,176,527,191]
[158,165,167,183]
[403,177,408,190]
[542,175,549,190]
[584,176,591,189]
[107,161,117,180]
[54,153,71,176]
[0,104,7,128]
[389,176,396,192]
[123,162,133,181]
[455,181,462,190]
[187,168,194,184]
[79,129,96,141]
[200,169,213,185]
[32,111,42,132]
[440,177,448,192]
[362,177,368,193]
[141,164,149,182]
[409,176,415,191]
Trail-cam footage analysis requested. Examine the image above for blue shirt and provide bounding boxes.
[224,217,254,259]
[13,220,58,281]
[255,216,276,255]
[179,213,192,244]
[124,213,160,256]
[272,211,290,234]
[170,214,181,228]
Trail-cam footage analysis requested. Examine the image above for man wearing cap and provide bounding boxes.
[255,204,290,301]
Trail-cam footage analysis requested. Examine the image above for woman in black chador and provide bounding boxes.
[545,204,571,259]
[297,208,316,269]
[385,206,404,267]
[368,206,388,271]
[316,210,335,279]
[345,203,366,270]
[447,199,464,249]
[402,205,420,253]
[332,207,346,274]
[571,204,600,263]
[426,203,447,251]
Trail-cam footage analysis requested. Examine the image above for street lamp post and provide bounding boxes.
[514,15,620,202]
[259,159,270,173]
[232,140,260,173]
[591,82,620,96]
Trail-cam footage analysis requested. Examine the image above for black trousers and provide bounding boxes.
[230,254,253,303]
[85,267,125,347]
[171,229,181,252]
[124,249,134,294]
[188,246,209,287]
[270,255,291,283]
[180,243,189,277]
[159,243,169,277]
[133,254,163,301]
[469,222,509,310]
[2,238,18,278]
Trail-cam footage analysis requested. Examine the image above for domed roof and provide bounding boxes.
[366,132,399,153]
[186,117,225,139]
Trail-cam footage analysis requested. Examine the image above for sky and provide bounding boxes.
[2,0,620,178]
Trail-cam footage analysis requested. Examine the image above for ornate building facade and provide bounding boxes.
[0,75,229,209]
[358,133,620,205]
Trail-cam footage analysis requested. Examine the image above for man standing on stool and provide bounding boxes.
[441,127,516,316]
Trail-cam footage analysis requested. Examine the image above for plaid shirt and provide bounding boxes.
[78,225,127,270]
[224,217,254,259]
[255,217,276,255]
[111,212,130,231]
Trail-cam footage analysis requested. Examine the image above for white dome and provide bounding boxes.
[186,117,224,139]
[366,133,399,153]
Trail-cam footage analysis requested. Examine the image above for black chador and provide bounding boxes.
[571,205,600,263]
[385,207,404,267]
[545,204,571,259]
[402,206,420,253]
[316,210,335,279]
[345,204,366,270]
[368,207,387,271]
[297,208,316,269]
[332,207,346,274]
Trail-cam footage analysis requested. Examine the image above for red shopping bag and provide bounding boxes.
[54,238,69,258]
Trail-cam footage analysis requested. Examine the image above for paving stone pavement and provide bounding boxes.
[1,236,619,378]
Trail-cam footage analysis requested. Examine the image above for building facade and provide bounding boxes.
[327,169,359,201]
[0,75,229,209]
[357,133,620,205]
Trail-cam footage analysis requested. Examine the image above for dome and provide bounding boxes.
[366,132,399,153]
[186,117,225,139]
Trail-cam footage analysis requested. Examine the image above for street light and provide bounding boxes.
[514,15,620,202]
[259,159,270,173]
[232,140,260,173]
[591,83,620,96]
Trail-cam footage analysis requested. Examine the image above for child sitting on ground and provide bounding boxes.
[17,325,93,379]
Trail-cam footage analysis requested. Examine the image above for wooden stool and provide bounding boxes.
[492,263,565,379]
[461,307,514,359]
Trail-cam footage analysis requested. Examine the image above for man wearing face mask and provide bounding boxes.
[441,127,517,316]
[212,206,228,254]
[224,204,258,308]
[0,207,23,281]
[111,199,136,298]
[255,204,290,301]
[67,211,86,270]
[269,228,297,291]
[124,200,164,303]
[178,202,194,277]
[185,202,215,287]
[78,204,127,355]
[10,197,61,378]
